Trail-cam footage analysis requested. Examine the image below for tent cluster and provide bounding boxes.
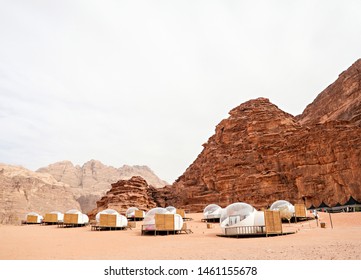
[24,209,89,226]
[203,199,309,237]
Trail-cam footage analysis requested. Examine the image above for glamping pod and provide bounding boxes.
[25,212,43,224]
[63,209,89,226]
[142,207,184,235]
[165,206,177,214]
[126,207,145,220]
[95,209,128,228]
[270,200,295,220]
[203,204,222,222]
[220,202,265,235]
[43,211,64,224]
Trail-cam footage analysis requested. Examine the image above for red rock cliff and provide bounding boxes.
[163,60,361,212]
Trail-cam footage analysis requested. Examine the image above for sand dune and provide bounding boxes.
[0,212,360,260]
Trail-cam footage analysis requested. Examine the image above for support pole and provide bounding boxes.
[328,212,334,229]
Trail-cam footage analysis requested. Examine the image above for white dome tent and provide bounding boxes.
[62,209,89,227]
[94,209,127,230]
[220,202,265,235]
[43,211,64,224]
[203,204,222,222]
[24,212,43,224]
[125,207,145,220]
[270,200,295,220]
[142,207,184,235]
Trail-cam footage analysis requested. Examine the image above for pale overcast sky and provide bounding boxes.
[1,0,361,183]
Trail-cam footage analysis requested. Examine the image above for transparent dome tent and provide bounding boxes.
[126,207,145,219]
[25,212,43,224]
[270,200,295,220]
[64,209,89,224]
[220,202,265,234]
[142,207,183,231]
[96,209,127,227]
[203,204,222,220]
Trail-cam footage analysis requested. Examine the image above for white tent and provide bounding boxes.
[125,207,145,219]
[43,211,64,223]
[143,207,183,231]
[165,206,176,214]
[203,204,222,219]
[64,209,89,224]
[270,200,295,220]
[25,212,43,223]
[96,209,128,227]
[220,202,265,234]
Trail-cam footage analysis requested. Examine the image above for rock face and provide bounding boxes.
[0,164,80,224]
[88,176,158,219]
[298,59,361,125]
[163,60,361,212]
[37,160,168,213]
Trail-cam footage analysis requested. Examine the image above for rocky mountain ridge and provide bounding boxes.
[161,59,361,212]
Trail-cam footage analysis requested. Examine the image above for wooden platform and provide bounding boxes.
[57,222,88,228]
[91,225,128,231]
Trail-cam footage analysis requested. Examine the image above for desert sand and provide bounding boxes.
[0,212,360,260]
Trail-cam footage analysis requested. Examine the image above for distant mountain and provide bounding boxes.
[0,163,80,224]
[36,159,168,212]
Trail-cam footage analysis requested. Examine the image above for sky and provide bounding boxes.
[1,0,361,183]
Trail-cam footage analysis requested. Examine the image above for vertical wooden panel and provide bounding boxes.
[295,204,307,217]
[64,213,78,224]
[44,213,57,223]
[135,210,143,218]
[265,210,282,234]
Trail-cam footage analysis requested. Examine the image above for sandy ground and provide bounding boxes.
[0,212,360,260]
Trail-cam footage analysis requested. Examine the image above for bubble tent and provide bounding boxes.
[220,202,265,235]
[203,204,222,219]
[270,200,295,220]
[64,209,89,224]
[43,211,64,223]
[25,212,43,223]
[142,207,183,232]
[125,207,145,218]
[95,208,128,228]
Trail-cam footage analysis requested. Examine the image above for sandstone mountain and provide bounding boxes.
[37,160,167,213]
[161,59,361,212]
[0,163,80,224]
[298,59,361,125]
[88,176,158,219]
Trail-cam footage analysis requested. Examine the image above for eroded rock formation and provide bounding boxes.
[163,59,361,212]
[87,176,158,219]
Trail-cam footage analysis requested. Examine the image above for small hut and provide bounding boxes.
[61,209,89,227]
[24,212,43,224]
[43,211,64,224]
[93,209,127,230]
[141,207,183,235]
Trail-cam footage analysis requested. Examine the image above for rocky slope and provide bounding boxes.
[298,59,361,125]
[162,60,361,212]
[37,160,167,213]
[0,164,80,224]
[87,176,158,219]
